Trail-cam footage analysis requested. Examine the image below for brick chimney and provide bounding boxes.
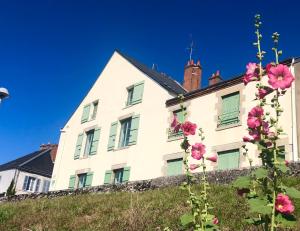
[209,70,222,86]
[183,59,202,92]
[40,143,58,162]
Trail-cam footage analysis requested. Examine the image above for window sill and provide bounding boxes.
[113,146,130,152]
[167,135,184,142]
[123,101,142,109]
[216,122,242,131]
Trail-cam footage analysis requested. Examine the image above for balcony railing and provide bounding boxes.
[167,128,183,139]
[217,110,240,127]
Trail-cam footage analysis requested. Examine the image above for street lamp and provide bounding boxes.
[0,87,9,103]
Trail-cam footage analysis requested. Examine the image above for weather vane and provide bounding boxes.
[186,34,195,61]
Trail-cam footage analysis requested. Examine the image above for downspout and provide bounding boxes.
[290,59,299,161]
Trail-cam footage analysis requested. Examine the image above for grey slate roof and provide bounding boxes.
[116,50,187,95]
[0,149,54,178]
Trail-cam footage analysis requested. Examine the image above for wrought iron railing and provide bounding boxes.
[167,128,183,139]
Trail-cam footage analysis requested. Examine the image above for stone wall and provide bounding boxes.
[1,162,300,203]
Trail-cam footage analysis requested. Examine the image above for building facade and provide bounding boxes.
[0,144,57,195]
[50,51,300,191]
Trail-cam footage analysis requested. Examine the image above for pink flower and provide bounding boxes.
[267,64,295,90]
[256,86,274,99]
[190,164,199,171]
[181,121,197,136]
[275,193,295,215]
[213,217,219,225]
[191,143,206,160]
[285,160,289,166]
[243,63,259,85]
[171,114,181,133]
[247,117,261,129]
[247,106,264,129]
[249,130,260,141]
[243,136,253,142]
[207,153,217,162]
[249,106,264,118]
[262,121,270,135]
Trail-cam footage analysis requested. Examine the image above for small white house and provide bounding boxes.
[0,144,57,195]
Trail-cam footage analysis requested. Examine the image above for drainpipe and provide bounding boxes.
[290,59,299,162]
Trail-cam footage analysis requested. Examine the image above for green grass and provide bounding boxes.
[0,177,300,231]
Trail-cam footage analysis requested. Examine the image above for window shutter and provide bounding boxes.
[107,122,118,151]
[131,81,144,104]
[128,115,140,145]
[167,159,183,176]
[90,128,101,155]
[74,133,84,159]
[217,149,240,170]
[81,104,91,123]
[35,179,41,192]
[68,175,76,189]
[123,167,131,182]
[85,172,93,187]
[104,170,112,184]
[22,176,29,190]
[175,110,185,123]
[221,92,240,125]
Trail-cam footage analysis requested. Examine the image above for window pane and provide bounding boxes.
[84,130,94,155]
[91,101,98,119]
[127,88,134,106]
[78,174,87,188]
[114,169,124,184]
[119,118,132,147]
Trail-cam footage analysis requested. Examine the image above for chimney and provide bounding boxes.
[209,70,222,86]
[183,59,202,91]
[40,143,58,162]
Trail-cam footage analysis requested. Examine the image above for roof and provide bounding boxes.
[0,149,54,178]
[166,57,300,106]
[116,50,187,95]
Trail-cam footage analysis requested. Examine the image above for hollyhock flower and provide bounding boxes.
[181,121,197,136]
[243,136,253,142]
[256,86,274,99]
[207,153,217,162]
[275,193,295,214]
[243,63,259,85]
[190,164,200,171]
[249,129,260,141]
[267,64,295,90]
[247,117,261,129]
[285,160,289,167]
[268,132,277,140]
[191,143,206,160]
[171,114,181,133]
[262,121,270,135]
[249,106,264,118]
[213,217,219,225]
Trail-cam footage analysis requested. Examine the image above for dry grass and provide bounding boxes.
[0,178,299,231]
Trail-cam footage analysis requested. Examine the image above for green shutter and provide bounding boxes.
[74,133,84,159]
[167,159,183,176]
[123,167,131,182]
[128,115,140,145]
[131,81,144,104]
[68,175,76,189]
[90,128,101,155]
[175,109,185,123]
[81,104,91,123]
[107,122,118,151]
[220,92,240,126]
[85,172,93,187]
[104,170,112,184]
[218,149,240,170]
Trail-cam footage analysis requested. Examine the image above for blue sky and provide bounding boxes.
[0,0,300,164]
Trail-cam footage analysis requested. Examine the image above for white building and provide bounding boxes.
[50,50,300,191]
[0,144,57,195]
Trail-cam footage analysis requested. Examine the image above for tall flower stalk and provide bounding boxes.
[171,95,219,231]
[234,14,299,230]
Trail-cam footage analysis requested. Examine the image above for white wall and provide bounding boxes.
[0,169,16,194]
[15,171,51,194]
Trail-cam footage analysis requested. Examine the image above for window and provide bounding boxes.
[113,169,124,184]
[217,149,240,170]
[168,109,185,139]
[91,101,98,120]
[118,118,132,148]
[218,92,240,127]
[167,158,183,176]
[125,81,144,106]
[42,180,51,193]
[84,130,94,156]
[23,176,37,192]
[77,173,87,189]
[126,87,134,106]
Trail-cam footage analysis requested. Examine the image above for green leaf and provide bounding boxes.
[245,217,264,225]
[180,213,193,227]
[248,197,272,215]
[286,187,300,199]
[232,176,251,189]
[276,213,296,227]
[254,168,268,179]
[277,163,290,173]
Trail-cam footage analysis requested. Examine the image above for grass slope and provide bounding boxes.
[0,177,300,231]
